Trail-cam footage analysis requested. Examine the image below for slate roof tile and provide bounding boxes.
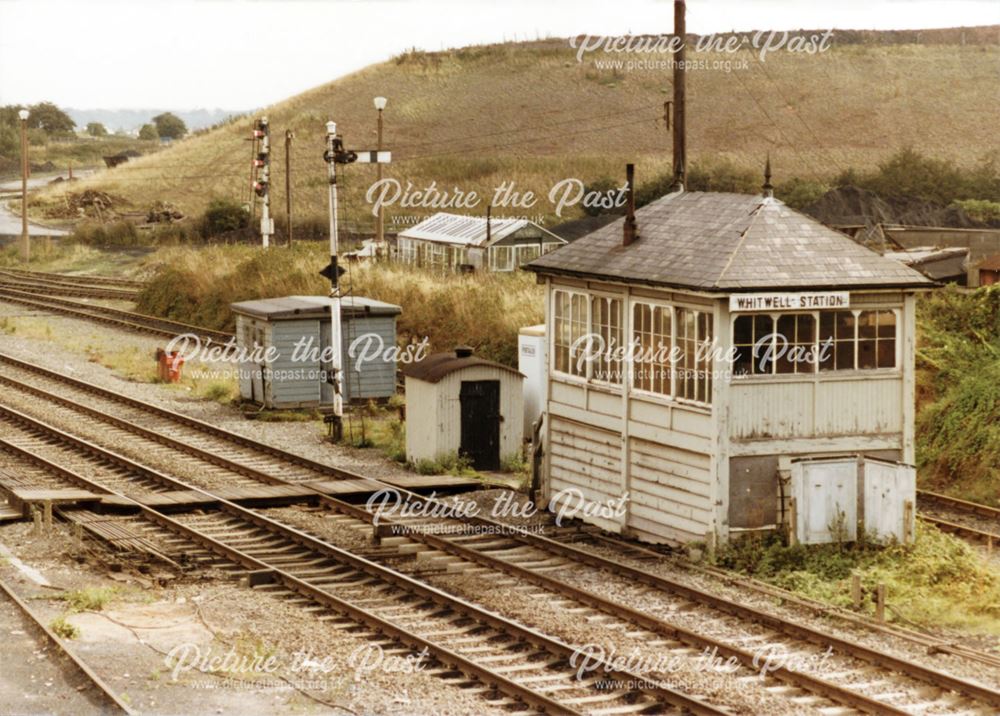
[528,191,932,291]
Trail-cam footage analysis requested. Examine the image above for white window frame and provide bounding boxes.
[628,298,676,400]
[589,291,624,387]
[551,288,590,382]
[730,307,902,380]
[673,305,713,406]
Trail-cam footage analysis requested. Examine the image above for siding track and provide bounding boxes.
[2,352,1000,713]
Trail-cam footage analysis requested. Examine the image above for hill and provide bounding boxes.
[34,28,1000,230]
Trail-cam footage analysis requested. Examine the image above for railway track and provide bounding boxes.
[0,286,234,343]
[3,352,1000,713]
[0,267,145,289]
[0,574,134,714]
[917,490,1000,546]
[0,406,717,715]
[0,271,140,299]
[589,533,1000,672]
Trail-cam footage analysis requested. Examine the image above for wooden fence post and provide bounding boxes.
[788,497,798,546]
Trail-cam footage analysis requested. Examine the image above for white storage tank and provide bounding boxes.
[518,324,546,439]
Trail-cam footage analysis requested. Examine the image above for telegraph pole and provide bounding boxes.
[672,0,687,190]
[251,118,273,248]
[373,96,387,259]
[18,108,29,262]
[321,121,391,440]
[285,129,294,246]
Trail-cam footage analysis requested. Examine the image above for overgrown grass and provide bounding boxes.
[412,452,477,477]
[715,523,1000,633]
[56,586,117,612]
[134,244,543,365]
[49,615,80,639]
[915,286,1000,504]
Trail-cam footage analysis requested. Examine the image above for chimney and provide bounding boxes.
[623,163,638,247]
[671,0,686,191]
[486,205,492,244]
[762,155,774,198]
[455,345,474,358]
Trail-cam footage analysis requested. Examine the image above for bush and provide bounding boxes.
[715,522,1000,631]
[72,221,150,247]
[833,149,1000,205]
[57,586,117,612]
[776,177,830,209]
[200,198,250,238]
[687,159,759,195]
[50,616,80,639]
[916,287,1000,504]
[952,199,1000,225]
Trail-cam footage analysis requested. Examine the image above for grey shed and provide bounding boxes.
[231,295,401,409]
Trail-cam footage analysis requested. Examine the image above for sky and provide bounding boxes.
[0,0,997,110]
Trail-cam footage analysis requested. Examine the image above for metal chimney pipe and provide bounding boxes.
[623,163,637,247]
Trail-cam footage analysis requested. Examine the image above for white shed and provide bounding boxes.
[396,212,566,272]
[402,347,524,470]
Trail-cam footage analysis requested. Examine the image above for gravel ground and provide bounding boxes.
[0,522,508,716]
[0,584,109,716]
[3,301,1000,712]
[0,304,425,485]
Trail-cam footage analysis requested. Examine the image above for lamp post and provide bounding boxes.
[373,96,387,260]
[18,108,29,262]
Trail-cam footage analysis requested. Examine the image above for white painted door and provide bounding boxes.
[864,461,916,543]
[793,459,858,544]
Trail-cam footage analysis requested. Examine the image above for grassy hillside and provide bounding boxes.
[31,29,1000,229]
[916,286,1000,505]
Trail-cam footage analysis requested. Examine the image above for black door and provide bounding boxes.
[459,380,501,470]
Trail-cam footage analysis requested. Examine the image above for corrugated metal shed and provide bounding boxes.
[399,212,561,248]
[231,295,401,409]
[231,295,401,320]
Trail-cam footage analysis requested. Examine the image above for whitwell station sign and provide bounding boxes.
[729,291,850,312]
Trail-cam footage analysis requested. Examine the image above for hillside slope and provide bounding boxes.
[37,29,1000,229]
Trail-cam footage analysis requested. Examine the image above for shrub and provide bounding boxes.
[776,177,830,209]
[832,149,1000,205]
[50,616,80,639]
[687,159,759,194]
[714,522,1000,631]
[72,221,150,248]
[200,198,249,238]
[58,586,117,612]
[915,287,1000,504]
[952,199,1000,225]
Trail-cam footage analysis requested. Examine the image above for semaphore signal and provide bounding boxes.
[320,119,391,440]
[251,117,274,248]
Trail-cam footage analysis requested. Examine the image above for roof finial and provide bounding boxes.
[762,154,774,198]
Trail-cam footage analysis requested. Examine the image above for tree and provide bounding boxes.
[86,122,108,137]
[152,112,187,140]
[138,123,159,141]
[26,101,75,134]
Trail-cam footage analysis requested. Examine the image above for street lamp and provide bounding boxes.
[373,97,387,259]
[18,108,29,262]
